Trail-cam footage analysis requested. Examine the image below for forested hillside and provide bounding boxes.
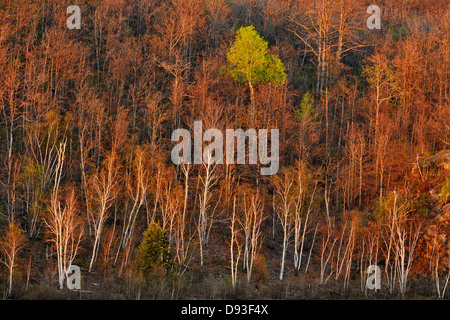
[0,0,449,299]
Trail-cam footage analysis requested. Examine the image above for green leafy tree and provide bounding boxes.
[294,92,315,122]
[136,223,173,275]
[227,26,287,116]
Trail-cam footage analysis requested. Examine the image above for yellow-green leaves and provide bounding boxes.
[227,26,286,87]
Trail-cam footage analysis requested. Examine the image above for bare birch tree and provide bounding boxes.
[122,147,149,250]
[0,217,26,296]
[87,152,120,272]
[197,155,220,265]
[319,219,338,284]
[273,169,295,281]
[45,142,83,289]
[241,190,266,282]
[292,162,318,272]
[230,196,242,289]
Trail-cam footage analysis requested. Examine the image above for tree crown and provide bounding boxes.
[227,26,287,86]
